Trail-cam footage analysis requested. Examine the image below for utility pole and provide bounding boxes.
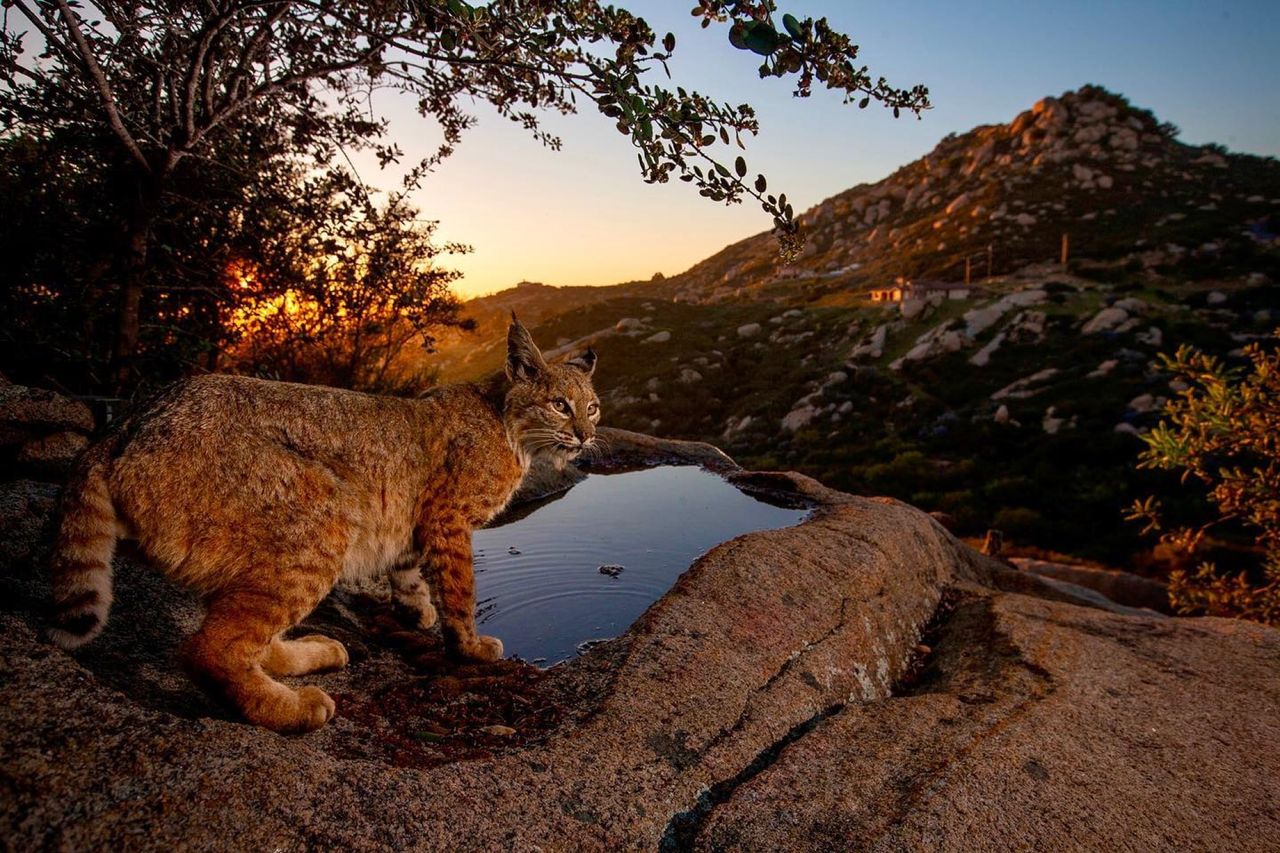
[1061,232,1070,272]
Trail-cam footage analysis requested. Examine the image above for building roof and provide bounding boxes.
[906,279,968,292]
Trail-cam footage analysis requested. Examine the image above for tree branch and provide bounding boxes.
[51,0,152,173]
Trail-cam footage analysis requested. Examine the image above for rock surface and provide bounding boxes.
[1,427,1277,851]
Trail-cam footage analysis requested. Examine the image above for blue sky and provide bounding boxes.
[363,1,1280,296]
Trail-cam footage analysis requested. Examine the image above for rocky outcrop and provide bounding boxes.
[1012,556,1170,613]
[0,382,96,478]
[1,427,1277,850]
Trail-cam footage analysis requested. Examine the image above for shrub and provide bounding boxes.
[1128,335,1280,624]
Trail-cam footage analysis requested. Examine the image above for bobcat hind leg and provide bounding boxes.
[183,575,340,733]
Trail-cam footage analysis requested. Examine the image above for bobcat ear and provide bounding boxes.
[506,313,547,382]
[567,347,597,377]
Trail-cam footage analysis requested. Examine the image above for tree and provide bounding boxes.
[1128,337,1280,625]
[221,164,471,393]
[1,1,928,392]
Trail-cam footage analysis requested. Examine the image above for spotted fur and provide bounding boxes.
[47,318,599,733]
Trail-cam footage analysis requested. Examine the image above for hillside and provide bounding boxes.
[663,83,1280,304]
[424,85,1280,571]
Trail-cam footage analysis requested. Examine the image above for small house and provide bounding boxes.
[869,285,906,302]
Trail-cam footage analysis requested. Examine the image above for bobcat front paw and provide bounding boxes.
[457,635,504,662]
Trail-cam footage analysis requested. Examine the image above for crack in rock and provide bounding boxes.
[658,703,845,853]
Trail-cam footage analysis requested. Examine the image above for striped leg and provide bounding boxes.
[418,517,502,662]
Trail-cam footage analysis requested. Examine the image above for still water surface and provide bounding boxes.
[473,466,808,665]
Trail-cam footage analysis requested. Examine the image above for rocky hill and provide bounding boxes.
[421,85,1279,572]
[662,84,1280,304]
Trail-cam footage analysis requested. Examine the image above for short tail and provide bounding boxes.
[48,451,118,650]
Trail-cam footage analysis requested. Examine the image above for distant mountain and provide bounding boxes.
[662,84,1280,303]
[420,86,1279,573]
[438,85,1279,335]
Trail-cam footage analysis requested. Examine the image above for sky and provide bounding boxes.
[354,1,1280,298]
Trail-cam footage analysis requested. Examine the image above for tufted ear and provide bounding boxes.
[567,347,597,377]
[506,313,547,382]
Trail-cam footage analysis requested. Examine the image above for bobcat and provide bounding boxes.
[47,318,600,733]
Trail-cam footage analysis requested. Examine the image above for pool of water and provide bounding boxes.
[472,466,809,665]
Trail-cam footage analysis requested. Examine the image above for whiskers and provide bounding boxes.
[579,434,609,463]
[519,428,572,458]
[517,426,609,464]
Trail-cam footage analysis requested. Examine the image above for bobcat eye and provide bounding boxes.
[550,398,572,415]
[587,401,599,416]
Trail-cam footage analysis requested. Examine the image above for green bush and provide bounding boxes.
[1129,335,1280,625]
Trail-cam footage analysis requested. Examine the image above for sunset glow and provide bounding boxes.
[355,0,1280,299]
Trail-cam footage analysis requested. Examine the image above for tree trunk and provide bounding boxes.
[111,180,158,393]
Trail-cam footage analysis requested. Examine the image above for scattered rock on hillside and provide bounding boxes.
[781,403,818,432]
[992,368,1059,400]
[850,324,888,360]
[1089,359,1119,378]
[1081,306,1129,334]
[970,332,1006,367]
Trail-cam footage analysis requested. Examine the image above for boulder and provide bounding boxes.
[1088,359,1119,378]
[15,431,89,477]
[1081,306,1129,334]
[851,324,888,360]
[736,323,762,339]
[780,405,817,432]
[1127,393,1157,414]
[969,332,1006,367]
[693,591,1278,851]
[992,368,1059,401]
[963,304,1007,338]
[1010,557,1169,613]
[0,384,94,438]
[643,330,671,344]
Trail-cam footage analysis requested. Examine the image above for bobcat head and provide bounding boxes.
[502,316,600,463]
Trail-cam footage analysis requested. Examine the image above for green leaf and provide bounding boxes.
[782,13,805,40]
[755,174,767,192]
[715,162,731,177]
[728,22,750,50]
[744,22,781,56]
[663,32,676,52]
[734,156,747,177]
